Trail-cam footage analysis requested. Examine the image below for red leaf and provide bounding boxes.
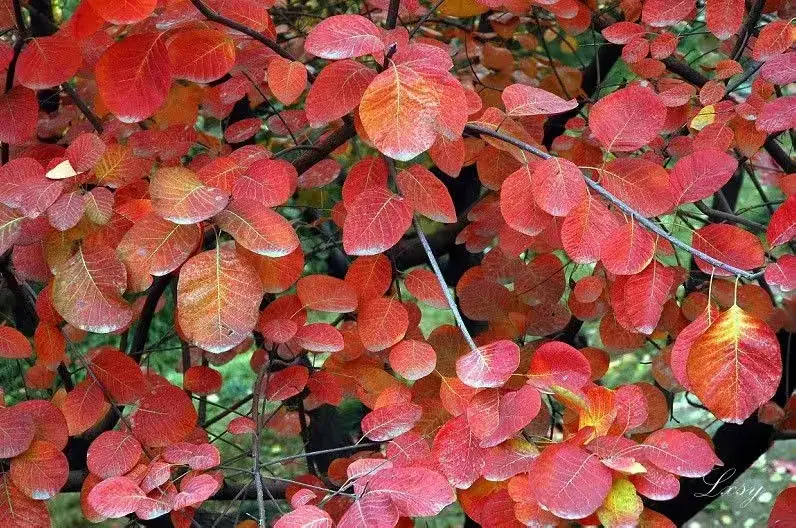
[296,275,358,313]
[48,191,86,231]
[367,467,455,516]
[343,188,413,255]
[753,20,795,61]
[528,341,591,393]
[456,340,520,388]
[765,254,796,291]
[769,487,796,528]
[168,29,235,83]
[150,167,229,224]
[17,33,81,89]
[62,379,109,436]
[265,365,309,401]
[131,384,198,448]
[589,85,665,152]
[14,400,68,450]
[389,339,437,380]
[621,261,676,334]
[0,204,25,256]
[0,86,38,145]
[501,84,577,116]
[669,149,737,205]
[304,15,384,60]
[0,477,51,526]
[87,476,147,518]
[691,224,765,276]
[184,365,223,395]
[34,322,66,369]
[361,402,422,441]
[305,59,376,127]
[641,0,694,27]
[294,323,344,353]
[177,246,261,353]
[601,22,645,44]
[431,415,486,489]
[0,325,32,359]
[87,431,143,479]
[87,0,155,24]
[358,297,409,352]
[0,405,35,458]
[767,194,795,248]
[600,221,656,275]
[500,164,553,235]
[344,254,392,304]
[269,58,307,106]
[630,464,681,500]
[757,95,796,134]
[275,505,333,528]
[396,165,456,223]
[90,346,149,404]
[706,0,744,40]
[687,305,781,423]
[96,33,171,123]
[338,492,398,528]
[641,428,721,477]
[404,268,448,309]
[466,384,540,447]
[163,442,221,470]
[532,156,586,217]
[529,442,612,519]
[215,198,299,257]
[341,156,389,207]
[173,472,219,510]
[67,133,106,173]
[599,158,675,217]
[234,159,297,207]
[52,245,133,333]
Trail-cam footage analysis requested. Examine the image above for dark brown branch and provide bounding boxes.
[129,275,172,360]
[694,202,766,232]
[385,0,400,30]
[731,0,765,60]
[61,83,104,133]
[291,123,355,174]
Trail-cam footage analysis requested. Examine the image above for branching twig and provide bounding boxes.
[464,123,765,280]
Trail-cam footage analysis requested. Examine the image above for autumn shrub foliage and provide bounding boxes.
[0,0,794,526]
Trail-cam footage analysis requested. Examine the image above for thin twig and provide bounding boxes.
[188,0,316,82]
[694,201,766,232]
[412,218,479,351]
[464,123,765,280]
[250,362,270,527]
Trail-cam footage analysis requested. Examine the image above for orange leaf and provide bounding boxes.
[268,57,307,106]
[168,28,236,83]
[687,305,781,423]
[177,246,261,353]
[52,245,132,333]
